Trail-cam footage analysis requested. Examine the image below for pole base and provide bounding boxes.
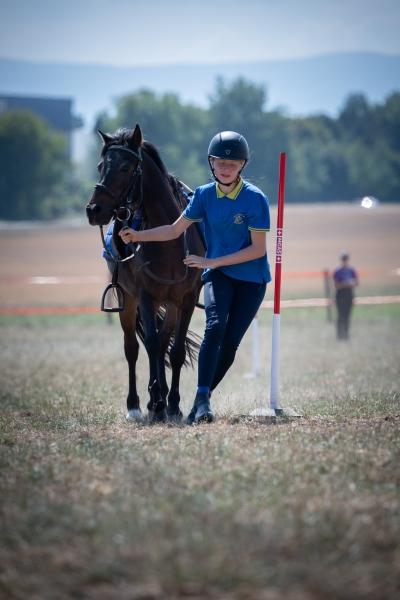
[249,407,302,418]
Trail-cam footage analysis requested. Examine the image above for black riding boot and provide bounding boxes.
[186,391,214,425]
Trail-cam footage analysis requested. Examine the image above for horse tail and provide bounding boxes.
[169,327,202,368]
[135,307,201,369]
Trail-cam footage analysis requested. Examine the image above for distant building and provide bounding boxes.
[0,94,82,159]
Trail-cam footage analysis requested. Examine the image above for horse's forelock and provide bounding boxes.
[100,127,141,156]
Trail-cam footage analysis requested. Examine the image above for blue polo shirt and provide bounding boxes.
[182,180,271,283]
[333,266,358,284]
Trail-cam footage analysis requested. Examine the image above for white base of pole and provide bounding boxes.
[270,313,281,410]
[249,407,276,417]
[249,407,302,418]
[248,314,301,418]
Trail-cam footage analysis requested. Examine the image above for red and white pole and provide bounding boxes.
[269,152,286,413]
[250,152,299,418]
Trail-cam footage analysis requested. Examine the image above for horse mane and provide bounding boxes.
[142,141,170,179]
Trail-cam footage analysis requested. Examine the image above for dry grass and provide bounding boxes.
[1,306,399,599]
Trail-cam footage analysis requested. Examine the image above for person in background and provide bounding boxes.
[119,131,271,424]
[333,252,359,340]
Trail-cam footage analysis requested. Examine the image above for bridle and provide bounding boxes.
[97,144,143,265]
[97,143,189,287]
[96,144,143,226]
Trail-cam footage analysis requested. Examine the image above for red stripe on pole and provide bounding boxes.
[273,152,286,315]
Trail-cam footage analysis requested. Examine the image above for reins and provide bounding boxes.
[98,143,190,293]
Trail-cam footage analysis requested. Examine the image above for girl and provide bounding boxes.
[120,131,271,423]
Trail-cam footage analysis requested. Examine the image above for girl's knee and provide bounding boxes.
[204,317,225,344]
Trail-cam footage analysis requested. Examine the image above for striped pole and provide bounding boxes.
[249,152,300,418]
[269,152,286,413]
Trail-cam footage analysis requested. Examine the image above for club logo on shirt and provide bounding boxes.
[234,213,245,224]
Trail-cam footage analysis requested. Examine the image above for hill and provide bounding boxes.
[1,52,399,131]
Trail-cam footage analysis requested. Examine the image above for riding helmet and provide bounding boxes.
[208,131,250,162]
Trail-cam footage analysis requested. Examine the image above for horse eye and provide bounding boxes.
[120,163,130,172]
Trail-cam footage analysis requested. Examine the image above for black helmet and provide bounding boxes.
[208,131,249,162]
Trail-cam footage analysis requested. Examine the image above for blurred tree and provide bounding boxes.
[94,89,211,189]
[345,139,400,201]
[377,92,400,152]
[338,93,376,143]
[208,77,290,197]
[337,92,400,201]
[89,82,400,205]
[0,110,82,220]
[286,116,346,202]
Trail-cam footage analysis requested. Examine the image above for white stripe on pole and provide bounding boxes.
[249,152,301,418]
[269,313,281,410]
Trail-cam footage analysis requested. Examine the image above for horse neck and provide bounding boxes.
[142,154,180,227]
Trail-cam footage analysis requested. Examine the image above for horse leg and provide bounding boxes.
[167,295,197,420]
[119,294,142,422]
[139,291,167,423]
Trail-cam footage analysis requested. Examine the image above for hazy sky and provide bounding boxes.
[0,0,399,66]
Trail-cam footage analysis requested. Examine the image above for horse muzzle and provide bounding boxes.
[85,202,103,225]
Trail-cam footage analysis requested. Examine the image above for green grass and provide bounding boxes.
[1,306,399,598]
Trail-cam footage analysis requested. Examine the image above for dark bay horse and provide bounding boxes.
[86,124,205,423]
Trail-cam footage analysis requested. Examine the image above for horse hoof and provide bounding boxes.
[126,409,143,422]
[167,410,183,424]
[148,408,168,424]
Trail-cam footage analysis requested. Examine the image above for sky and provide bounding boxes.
[0,0,400,66]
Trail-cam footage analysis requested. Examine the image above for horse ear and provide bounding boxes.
[128,124,143,149]
[98,129,113,146]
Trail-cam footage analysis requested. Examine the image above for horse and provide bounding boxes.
[86,124,205,423]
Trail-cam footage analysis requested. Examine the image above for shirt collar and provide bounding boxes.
[216,177,244,200]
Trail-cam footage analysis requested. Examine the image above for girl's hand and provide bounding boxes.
[119,227,138,244]
[183,254,216,269]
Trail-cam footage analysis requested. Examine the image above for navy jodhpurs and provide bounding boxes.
[198,270,267,391]
[335,288,354,339]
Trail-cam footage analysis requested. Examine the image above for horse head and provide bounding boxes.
[86,124,143,226]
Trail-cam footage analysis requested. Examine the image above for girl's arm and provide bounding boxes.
[119,214,192,244]
[184,230,266,269]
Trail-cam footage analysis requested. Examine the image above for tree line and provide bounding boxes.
[0,77,399,220]
[0,110,85,220]
[95,77,400,205]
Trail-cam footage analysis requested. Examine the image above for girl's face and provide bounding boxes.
[211,158,245,185]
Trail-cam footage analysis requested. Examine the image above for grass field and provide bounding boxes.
[1,304,399,599]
